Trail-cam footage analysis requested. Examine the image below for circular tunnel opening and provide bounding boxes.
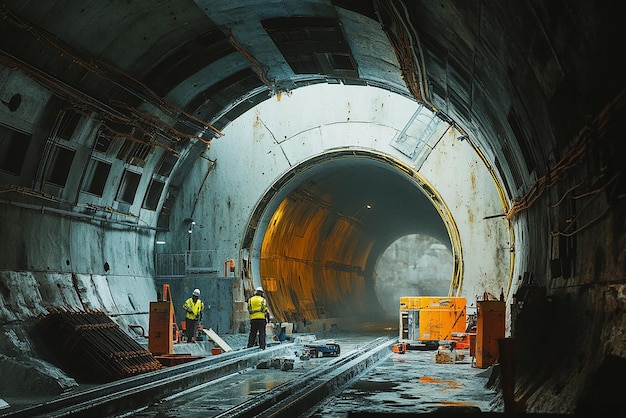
[250,150,455,333]
[374,234,453,320]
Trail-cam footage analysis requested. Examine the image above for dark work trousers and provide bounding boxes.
[247,318,267,349]
[186,318,198,342]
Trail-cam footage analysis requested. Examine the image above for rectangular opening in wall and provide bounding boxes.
[262,17,358,78]
[117,139,133,161]
[329,53,356,71]
[94,132,114,153]
[0,124,31,176]
[155,152,178,177]
[44,145,75,187]
[117,136,152,167]
[116,169,141,204]
[56,109,82,141]
[81,158,111,196]
[143,178,165,210]
[129,142,151,167]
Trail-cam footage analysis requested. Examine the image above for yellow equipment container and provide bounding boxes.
[399,296,466,342]
[400,296,462,310]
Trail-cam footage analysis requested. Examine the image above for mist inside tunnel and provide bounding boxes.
[255,152,454,332]
[374,234,453,320]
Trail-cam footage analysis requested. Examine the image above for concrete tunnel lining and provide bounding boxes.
[248,151,454,328]
[0,1,624,413]
[195,83,510,331]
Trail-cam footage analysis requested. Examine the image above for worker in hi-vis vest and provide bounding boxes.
[182,288,204,343]
[247,286,268,350]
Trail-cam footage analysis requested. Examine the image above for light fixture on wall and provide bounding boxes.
[184,218,196,234]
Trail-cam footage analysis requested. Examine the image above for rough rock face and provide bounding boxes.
[0,320,77,399]
[0,354,77,398]
[576,354,626,415]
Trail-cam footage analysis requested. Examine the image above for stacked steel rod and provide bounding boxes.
[37,307,163,383]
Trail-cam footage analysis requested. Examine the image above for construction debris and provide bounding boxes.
[202,328,233,352]
[393,342,407,354]
[435,342,466,364]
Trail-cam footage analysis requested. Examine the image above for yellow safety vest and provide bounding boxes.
[248,295,267,320]
[183,297,204,320]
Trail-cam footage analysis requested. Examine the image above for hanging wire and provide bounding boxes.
[506,88,626,220]
[227,29,275,93]
[375,0,439,112]
[0,7,223,144]
[549,172,622,237]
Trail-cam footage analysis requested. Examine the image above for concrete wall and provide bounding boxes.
[168,83,512,321]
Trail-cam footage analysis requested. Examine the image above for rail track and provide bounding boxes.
[2,336,396,417]
[215,336,395,418]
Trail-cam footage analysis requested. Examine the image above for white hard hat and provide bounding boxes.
[192,289,200,297]
[255,286,264,293]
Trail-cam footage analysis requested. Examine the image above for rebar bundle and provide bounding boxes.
[37,307,163,383]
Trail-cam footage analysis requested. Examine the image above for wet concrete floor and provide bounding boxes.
[307,344,499,416]
[123,333,501,417]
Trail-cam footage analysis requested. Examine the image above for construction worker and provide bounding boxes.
[247,286,268,350]
[182,288,204,343]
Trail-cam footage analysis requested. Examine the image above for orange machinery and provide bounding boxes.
[475,300,505,368]
[399,296,466,342]
[148,284,180,355]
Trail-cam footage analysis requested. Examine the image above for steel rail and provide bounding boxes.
[215,336,397,418]
[1,344,294,418]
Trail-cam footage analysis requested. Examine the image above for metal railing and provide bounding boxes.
[156,250,218,277]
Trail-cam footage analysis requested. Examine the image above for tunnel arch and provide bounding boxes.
[197,82,511,332]
[243,148,463,330]
[0,3,620,413]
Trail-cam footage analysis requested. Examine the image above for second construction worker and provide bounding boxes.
[247,286,268,350]
[182,288,204,343]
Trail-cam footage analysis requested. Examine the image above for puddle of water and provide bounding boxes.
[308,348,499,417]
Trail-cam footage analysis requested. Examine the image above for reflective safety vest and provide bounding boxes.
[248,295,267,320]
[183,297,204,320]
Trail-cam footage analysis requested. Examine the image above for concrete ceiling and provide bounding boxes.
[2,0,622,214]
[2,0,621,215]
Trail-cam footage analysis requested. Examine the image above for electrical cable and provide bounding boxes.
[506,88,625,220]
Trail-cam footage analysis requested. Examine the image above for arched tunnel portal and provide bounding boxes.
[247,150,458,331]
[195,83,510,335]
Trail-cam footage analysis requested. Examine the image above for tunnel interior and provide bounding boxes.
[0,1,624,414]
[253,152,453,330]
